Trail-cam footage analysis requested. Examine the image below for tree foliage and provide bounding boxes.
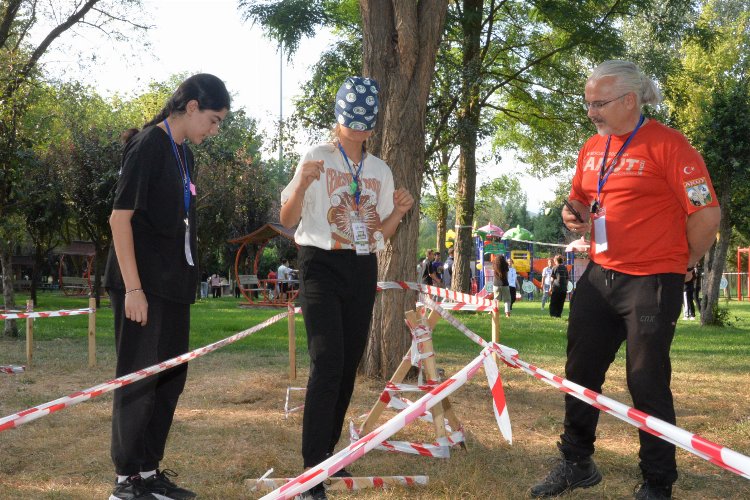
[661,0,750,324]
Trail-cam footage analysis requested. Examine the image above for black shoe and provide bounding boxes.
[331,467,352,478]
[297,483,328,500]
[143,469,196,499]
[634,481,672,499]
[109,475,160,500]
[530,456,602,497]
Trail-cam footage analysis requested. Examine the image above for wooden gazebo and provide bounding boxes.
[55,240,95,296]
[228,223,297,306]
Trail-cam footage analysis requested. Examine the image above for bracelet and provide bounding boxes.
[125,288,144,296]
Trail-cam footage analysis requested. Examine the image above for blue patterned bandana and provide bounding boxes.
[334,76,379,131]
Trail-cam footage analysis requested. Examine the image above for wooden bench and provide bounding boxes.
[238,274,267,297]
[61,277,90,295]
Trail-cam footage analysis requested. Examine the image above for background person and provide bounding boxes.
[277,259,291,301]
[683,268,696,320]
[210,273,222,298]
[280,76,414,500]
[541,258,553,309]
[493,255,512,317]
[420,249,438,286]
[548,255,569,318]
[531,60,720,500]
[443,247,454,289]
[104,73,230,500]
[507,258,518,310]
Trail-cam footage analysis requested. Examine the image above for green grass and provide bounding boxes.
[4,291,749,369]
[2,292,749,499]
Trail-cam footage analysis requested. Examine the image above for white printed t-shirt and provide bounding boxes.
[281,143,396,252]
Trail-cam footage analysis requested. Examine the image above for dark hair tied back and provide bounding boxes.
[143,73,231,128]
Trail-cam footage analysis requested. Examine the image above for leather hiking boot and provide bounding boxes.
[530,456,602,498]
[634,481,672,499]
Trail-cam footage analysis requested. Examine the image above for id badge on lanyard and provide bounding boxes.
[164,119,195,266]
[349,211,370,255]
[183,217,195,266]
[592,206,608,254]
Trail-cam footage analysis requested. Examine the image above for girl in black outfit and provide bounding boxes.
[549,255,569,318]
[104,74,230,500]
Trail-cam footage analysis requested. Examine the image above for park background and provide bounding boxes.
[1,1,750,499]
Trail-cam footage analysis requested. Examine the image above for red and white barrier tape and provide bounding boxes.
[0,310,290,433]
[422,294,750,481]
[384,381,441,393]
[376,281,495,308]
[349,421,465,458]
[250,475,428,492]
[1,365,25,374]
[0,308,93,320]
[385,395,433,421]
[261,348,496,499]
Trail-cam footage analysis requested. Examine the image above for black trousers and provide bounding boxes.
[549,286,567,317]
[683,282,695,318]
[297,246,377,467]
[110,290,190,475]
[560,262,683,485]
[509,286,516,310]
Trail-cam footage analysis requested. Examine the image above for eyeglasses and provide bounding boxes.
[583,93,630,111]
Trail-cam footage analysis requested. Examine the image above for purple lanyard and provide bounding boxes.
[163,120,191,215]
[594,114,644,210]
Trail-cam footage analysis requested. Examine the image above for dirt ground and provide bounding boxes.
[1,337,749,499]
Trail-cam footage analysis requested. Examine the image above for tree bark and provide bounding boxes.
[700,174,731,324]
[1,249,18,337]
[360,0,448,378]
[452,0,483,294]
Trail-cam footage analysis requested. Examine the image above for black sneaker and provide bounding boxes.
[109,475,161,500]
[634,481,672,499]
[143,469,196,499]
[331,467,353,478]
[530,456,602,497]
[297,483,328,500]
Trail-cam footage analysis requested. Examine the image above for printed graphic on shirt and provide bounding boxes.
[581,153,646,176]
[684,177,713,206]
[325,167,383,249]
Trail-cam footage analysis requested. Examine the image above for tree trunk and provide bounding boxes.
[451,0,483,294]
[701,176,731,325]
[360,0,448,378]
[1,249,18,337]
[435,151,450,261]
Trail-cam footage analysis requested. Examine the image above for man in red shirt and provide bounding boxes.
[531,60,720,500]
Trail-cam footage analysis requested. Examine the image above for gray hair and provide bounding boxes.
[589,60,662,107]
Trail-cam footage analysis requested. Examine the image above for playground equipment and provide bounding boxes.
[228,223,299,307]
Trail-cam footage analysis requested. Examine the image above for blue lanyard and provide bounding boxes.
[163,120,191,216]
[595,114,645,208]
[337,143,365,208]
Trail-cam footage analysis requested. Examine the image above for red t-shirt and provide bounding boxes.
[570,120,718,275]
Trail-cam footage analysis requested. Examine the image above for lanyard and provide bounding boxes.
[163,119,191,216]
[337,142,365,208]
[595,114,645,210]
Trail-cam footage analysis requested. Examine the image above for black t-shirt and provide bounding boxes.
[104,126,199,304]
[551,264,569,290]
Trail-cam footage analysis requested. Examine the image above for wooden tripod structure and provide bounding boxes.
[358,307,465,449]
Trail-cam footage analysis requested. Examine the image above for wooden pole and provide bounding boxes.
[88,297,96,368]
[491,299,500,362]
[25,300,33,369]
[288,303,296,382]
